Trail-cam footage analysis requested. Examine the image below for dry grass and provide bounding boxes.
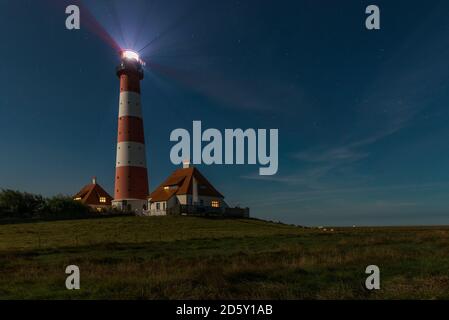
[0,216,448,299]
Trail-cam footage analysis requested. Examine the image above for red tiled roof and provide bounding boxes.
[149,167,224,202]
[73,181,113,206]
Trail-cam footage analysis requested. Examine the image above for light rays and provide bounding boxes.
[55,0,284,112]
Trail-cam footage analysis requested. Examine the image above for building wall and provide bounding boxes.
[147,194,227,216]
[148,201,165,215]
[112,199,147,213]
[88,204,111,213]
[176,195,188,205]
[147,196,178,216]
[176,195,227,208]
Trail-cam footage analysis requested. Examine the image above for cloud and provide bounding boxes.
[294,146,369,163]
[242,164,335,185]
[244,181,449,207]
[242,140,372,188]
[373,200,417,208]
[149,62,308,111]
[244,19,449,188]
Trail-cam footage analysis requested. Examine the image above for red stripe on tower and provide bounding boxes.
[112,50,149,212]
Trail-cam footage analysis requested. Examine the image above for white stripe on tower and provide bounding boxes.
[116,141,147,168]
[119,91,142,118]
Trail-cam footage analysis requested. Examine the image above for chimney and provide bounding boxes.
[192,176,199,204]
[92,176,97,185]
[183,160,193,169]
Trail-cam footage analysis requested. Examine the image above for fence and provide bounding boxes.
[167,204,249,218]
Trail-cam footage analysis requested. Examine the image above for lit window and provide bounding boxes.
[100,197,106,203]
[211,200,219,208]
[164,186,169,190]
[74,197,82,201]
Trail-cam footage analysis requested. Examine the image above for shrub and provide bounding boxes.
[0,189,45,218]
[43,195,90,218]
[0,190,90,221]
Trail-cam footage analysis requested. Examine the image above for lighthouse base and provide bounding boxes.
[112,199,148,214]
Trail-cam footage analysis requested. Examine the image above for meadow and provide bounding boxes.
[0,216,448,299]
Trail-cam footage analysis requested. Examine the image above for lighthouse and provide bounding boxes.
[112,50,149,212]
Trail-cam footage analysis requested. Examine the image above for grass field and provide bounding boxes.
[0,216,449,299]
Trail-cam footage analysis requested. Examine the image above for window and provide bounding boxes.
[164,186,169,190]
[99,197,106,203]
[211,200,219,208]
[74,197,82,201]
[163,202,166,210]
[156,203,160,210]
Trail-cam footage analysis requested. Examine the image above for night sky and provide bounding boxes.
[2,0,449,226]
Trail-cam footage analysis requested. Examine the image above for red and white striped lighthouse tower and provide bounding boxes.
[112,50,149,212]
